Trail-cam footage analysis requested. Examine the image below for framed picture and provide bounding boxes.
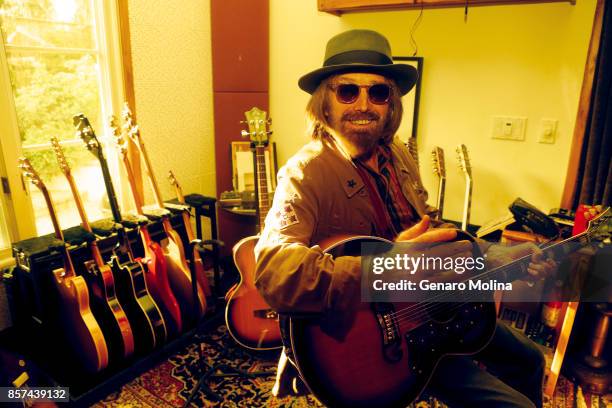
[393,56,423,142]
[230,141,277,193]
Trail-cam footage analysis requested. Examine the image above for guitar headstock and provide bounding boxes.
[50,137,71,176]
[456,144,472,178]
[586,207,611,244]
[110,115,129,158]
[74,114,102,160]
[121,103,141,147]
[18,157,45,191]
[240,107,272,147]
[431,146,446,179]
[407,138,419,167]
[167,170,179,189]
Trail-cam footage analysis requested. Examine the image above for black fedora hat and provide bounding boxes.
[298,29,418,96]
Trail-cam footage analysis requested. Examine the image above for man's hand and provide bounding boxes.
[395,215,458,243]
[393,216,474,277]
[486,243,557,282]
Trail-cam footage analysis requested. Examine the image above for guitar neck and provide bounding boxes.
[461,177,472,230]
[407,138,419,167]
[64,173,105,266]
[171,177,197,240]
[136,141,165,209]
[120,154,145,215]
[255,145,270,232]
[36,182,77,276]
[493,231,588,283]
[97,153,122,223]
[436,176,446,220]
[40,185,63,242]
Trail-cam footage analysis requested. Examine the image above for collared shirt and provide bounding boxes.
[355,144,417,238]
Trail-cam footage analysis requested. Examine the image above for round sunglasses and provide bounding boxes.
[328,83,393,105]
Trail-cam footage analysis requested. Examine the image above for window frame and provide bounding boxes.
[0,0,127,264]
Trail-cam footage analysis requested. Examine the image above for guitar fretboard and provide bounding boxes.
[256,145,270,232]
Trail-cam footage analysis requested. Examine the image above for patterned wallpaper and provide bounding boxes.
[128,0,216,217]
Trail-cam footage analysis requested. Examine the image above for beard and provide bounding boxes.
[336,110,386,158]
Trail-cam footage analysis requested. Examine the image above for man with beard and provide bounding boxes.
[254,29,552,407]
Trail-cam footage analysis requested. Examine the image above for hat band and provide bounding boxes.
[324,50,393,67]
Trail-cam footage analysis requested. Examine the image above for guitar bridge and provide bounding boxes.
[372,303,402,363]
[253,309,278,320]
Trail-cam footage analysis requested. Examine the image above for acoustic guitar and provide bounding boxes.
[75,114,167,353]
[286,209,611,408]
[431,146,446,221]
[122,104,207,325]
[111,116,183,337]
[456,144,472,231]
[167,170,213,305]
[18,157,109,373]
[51,137,135,361]
[225,107,282,351]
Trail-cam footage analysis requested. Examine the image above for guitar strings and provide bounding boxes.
[380,230,591,325]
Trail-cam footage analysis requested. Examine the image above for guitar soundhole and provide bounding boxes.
[427,304,457,324]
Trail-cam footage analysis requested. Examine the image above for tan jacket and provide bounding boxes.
[254,136,442,315]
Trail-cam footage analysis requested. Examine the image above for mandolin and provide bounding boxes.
[111,116,183,337]
[51,137,135,361]
[122,104,206,325]
[18,157,109,373]
[286,209,611,408]
[225,107,282,351]
[75,114,167,353]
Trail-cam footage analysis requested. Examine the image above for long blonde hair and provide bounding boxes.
[305,75,403,145]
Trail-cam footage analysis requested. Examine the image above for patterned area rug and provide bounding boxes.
[92,325,611,408]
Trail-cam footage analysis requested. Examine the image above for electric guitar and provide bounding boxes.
[286,209,611,408]
[75,114,167,353]
[111,116,183,337]
[225,107,282,351]
[431,147,446,221]
[456,144,473,231]
[18,157,109,373]
[51,137,135,361]
[122,104,207,325]
[167,170,213,305]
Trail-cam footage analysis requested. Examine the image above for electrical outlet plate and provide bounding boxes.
[491,116,527,141]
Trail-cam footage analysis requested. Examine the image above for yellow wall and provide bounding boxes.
[270,0,597,225]
[127,0,215,205]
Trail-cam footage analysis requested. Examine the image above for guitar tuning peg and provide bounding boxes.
[266,130,273,135]
[267,118,272,125]
[240,130,250,138]
[240,120,247,124]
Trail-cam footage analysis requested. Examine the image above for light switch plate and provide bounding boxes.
[492,116,527,141]
[538,119,557,144]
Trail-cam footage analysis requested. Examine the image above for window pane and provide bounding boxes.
[0,0,109,237]
[0,0,94,49]
[25,145,109,236]
[6,51,101,147]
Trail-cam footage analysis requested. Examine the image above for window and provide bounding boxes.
[0,0,125,254]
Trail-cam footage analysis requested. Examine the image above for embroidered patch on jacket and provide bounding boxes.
[275,204,299,229]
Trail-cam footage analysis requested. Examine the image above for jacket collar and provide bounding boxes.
[322,137,365,198]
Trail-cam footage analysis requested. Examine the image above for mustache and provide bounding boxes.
[342,111,380,121]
